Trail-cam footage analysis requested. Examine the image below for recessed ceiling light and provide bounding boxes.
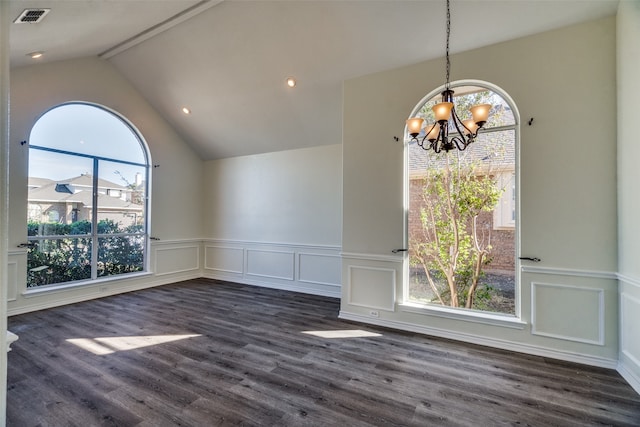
[286,77,296,88]
[28,51,44,59]
[182,107,191,115]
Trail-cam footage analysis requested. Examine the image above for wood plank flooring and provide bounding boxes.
[7,279,640,426]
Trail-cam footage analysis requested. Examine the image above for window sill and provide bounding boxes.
[399,302,527,330]
[22,271,152,298]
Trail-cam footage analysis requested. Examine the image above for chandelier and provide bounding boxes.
[406,0,491,153]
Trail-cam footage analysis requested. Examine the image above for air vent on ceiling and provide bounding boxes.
[14,8,51,24]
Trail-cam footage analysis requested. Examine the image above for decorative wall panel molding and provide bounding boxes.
[204,245,244,274]
[298,252,341,287]
[203,239,341,298]
[347,265,396,311]
[246,249,295,281]
[7,261,17,302]
[339,311,617,369]
[521,265,616,280]
[154,244,200,276]
[620,292,640,368]
[531,282,604,345]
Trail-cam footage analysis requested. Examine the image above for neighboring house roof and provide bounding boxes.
[58,174,130,190]
[409,105,516,177]
[28,177,55,190]
[28,175,143,211]
[408,127,515,177]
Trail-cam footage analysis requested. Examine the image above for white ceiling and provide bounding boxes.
[9,0,620,160]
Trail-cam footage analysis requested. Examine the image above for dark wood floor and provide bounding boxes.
[7,279,640,426]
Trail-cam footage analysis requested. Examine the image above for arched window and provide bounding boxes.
[406,81,519,315]
[26,102,150,288]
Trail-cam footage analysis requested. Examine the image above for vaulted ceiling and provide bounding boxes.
[8,0,619,160]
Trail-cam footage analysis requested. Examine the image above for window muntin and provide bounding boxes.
[27,103,149,288]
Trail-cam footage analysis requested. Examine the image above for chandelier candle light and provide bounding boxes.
[406,0,491,153]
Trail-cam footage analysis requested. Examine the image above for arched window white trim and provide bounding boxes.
[26,102,152,289]
[403,80,522,320]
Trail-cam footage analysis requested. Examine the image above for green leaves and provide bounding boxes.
[410,151,501,309]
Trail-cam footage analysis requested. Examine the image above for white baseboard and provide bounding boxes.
[7,271,202,316]
[618,360,640,395]
[339,311,618,369]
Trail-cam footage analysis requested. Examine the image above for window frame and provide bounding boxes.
[403,79,522,320]
[26,102,152,289]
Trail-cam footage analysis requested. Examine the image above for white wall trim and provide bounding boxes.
[8,271,201,316]
[399,302,527,330]
[203,271,341,299]
[341,251,403,263]
[297,251,342,288]
[617,273,640,289]
[620,292,640,364]
[6,261,17,302]
[246,249,295,281]
[202,239,341,297]
[7,248,27,256]
[347,265,396,311]
[203,245,244,274]
[618,360,640,395]
[531,282,605,346]
[338,311,618,369]
[154,244,200,277]
[205,238,340,252]
[521,265,617,280]
[150,238,204,246]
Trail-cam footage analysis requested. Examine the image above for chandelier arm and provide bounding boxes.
[449,136,470,151]
[450,106,472,136]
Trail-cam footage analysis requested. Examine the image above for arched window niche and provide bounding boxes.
[404,80,521,317]
[26,102,151,289]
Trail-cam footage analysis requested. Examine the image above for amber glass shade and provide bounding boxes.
[462,119,478,136]
[470,104,491,125]
[426,123,440,141]
[406,117,424,136]
[432,102,453,123]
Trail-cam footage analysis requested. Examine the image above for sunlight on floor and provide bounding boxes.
[302,330,382,339]
[66,334,202,355]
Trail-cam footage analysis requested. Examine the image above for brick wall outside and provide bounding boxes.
[409,177,515,274]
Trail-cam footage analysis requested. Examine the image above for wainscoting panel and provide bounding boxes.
[619,275,640,393]
[246,249,295,281]
[531,282,604,345]
[298,253,341,287]
[203,240,341,298]
[7,261,17,302]
[621,292,640,368]
[204,245,244,274]
[154,244,200,277]
[347,265,396,311]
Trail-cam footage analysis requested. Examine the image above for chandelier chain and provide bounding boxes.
[445,0,451,90]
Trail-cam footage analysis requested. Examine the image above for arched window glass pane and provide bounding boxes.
[407,82,518,316]
[30,103,146,164]
[27,103,149,288]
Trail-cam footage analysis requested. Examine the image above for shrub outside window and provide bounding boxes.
[26,103,150,288]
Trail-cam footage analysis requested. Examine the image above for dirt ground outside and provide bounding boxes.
[408,269,515,314]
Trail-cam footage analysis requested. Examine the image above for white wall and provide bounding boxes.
[616,0,640,393]
[342,17,619,367]
[1,1,11,423]
[7,57,205,314]
[202,145,342,297]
